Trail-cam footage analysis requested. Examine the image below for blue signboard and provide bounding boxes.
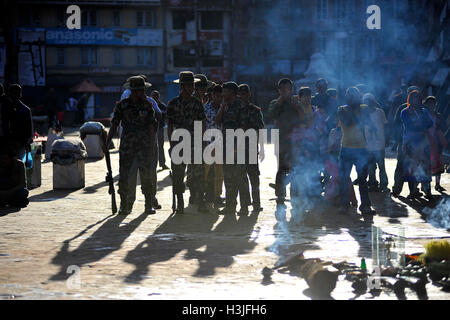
[45,28,162,46]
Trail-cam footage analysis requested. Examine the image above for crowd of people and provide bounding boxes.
[270,78,448,215]
[104,71,448,217]
[0,72,448,218]
[105,72,266,216]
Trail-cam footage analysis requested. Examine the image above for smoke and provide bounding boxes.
[424,196,450,229]
[253,0,438,106]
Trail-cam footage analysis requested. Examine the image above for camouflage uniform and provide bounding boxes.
[222,98,251,211]
[111,97,157,207]
[167,95,206,199]
[242,102,265,209]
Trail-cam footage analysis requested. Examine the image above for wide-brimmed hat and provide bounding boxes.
[124,76,152,90]
[194,74,214,89]
[173,71,200,84]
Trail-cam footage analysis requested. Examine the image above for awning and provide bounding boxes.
[70,79,103,93]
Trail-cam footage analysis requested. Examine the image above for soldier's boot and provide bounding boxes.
[237,206,249,216]
[118,196,132,216]
[198,197,207,213]
[152,197,162,210]
[252,190,263,212]
[144,195,156,215]
[189,192,197,205]
[252,202,263,213]
[176,194,184,214]
[219,205,236,215]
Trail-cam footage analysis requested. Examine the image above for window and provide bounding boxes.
[113,48,122,65]
[244,38,265,62]
[335,0,347,26]
[317,35,327,53]
[364,37,376,61]
[200,11,223,30]
[173,48,196,67]
[316,0,328,20]
[172,10,194,30]
[137,11,144,26]
[82,9,97,26]
[81,47,98,65]
[91,47,98,65]
[113,11,121,27]
[343,38,354,59]
[81,48,89,65]
[136,48,155,67]
[137,10,155,27]
[57,7,66,27]
[56,48,65,65]
[20,8,41,26]
[202,58,223,67]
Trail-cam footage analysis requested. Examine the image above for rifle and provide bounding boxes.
[170,169,176,214]
[104,142,117,214]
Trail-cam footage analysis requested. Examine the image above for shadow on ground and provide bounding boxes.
[396,193,447,219]
[82,174,120,194]
[49,212,147,282]
[29,189,79,202]
[123,207,259,283]
[0,206,22,217]
[156,173,172,192]
[266,198,375,300]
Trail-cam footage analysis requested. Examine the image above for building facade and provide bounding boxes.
[0,0,448,121]
[10,0,164,116]
[1,0,234,115]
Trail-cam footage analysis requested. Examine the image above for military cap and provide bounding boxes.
[174,71,200,84]
[223,81,238,94]
[123,76,152,90]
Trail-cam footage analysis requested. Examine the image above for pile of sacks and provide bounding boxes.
[50,138,87,165]
[79,121,114,152]
[80,121,106,139]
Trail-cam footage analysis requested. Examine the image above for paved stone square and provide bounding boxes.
[0,129,449,300]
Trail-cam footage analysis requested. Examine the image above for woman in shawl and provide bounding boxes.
[289,87,327,211]
[400,90,433,199]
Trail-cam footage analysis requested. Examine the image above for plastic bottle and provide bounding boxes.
[361,258,367,271]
